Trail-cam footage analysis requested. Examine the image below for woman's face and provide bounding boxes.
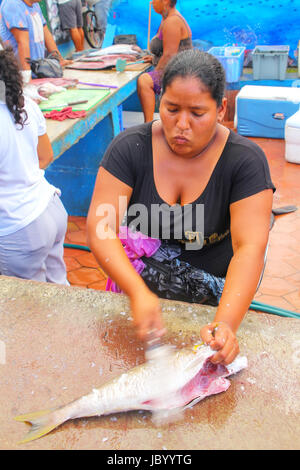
[152,0,166,15]
[159,76,227,158]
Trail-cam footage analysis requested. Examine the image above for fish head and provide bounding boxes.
[145,342,247,417]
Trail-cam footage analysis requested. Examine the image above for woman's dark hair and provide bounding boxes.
[170,0,177,6]
[161,49,226,107]
[0,42,27,128]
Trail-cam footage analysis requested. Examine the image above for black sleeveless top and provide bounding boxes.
[150,14,193,65]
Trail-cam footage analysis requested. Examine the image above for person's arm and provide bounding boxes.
[155,16,186,71]
[43,25,72,67]
[87,167,165,340]
[201,189,273,364]
[10,28,31,71]
[37,133,53,169]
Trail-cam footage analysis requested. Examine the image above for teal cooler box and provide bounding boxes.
[236,85,300,138]
[208,46,245,83]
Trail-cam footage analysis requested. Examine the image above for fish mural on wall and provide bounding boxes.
[111,0,300,61]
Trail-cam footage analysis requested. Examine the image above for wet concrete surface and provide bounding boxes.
[0,275,299,450]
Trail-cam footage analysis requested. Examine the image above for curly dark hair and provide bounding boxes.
[0,43,27,128]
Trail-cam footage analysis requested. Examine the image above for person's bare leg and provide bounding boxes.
[79,27,85,50]
[69,28,84,51]
[137,73,156,122]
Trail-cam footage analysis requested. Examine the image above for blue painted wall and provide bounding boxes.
[110,0,300,59]
[1,0,298,59]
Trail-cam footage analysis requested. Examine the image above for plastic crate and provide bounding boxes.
[252,45,290,81]
[208,46,245,83]
[192,39,213,52]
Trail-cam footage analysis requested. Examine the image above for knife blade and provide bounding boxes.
[43,99,89,109]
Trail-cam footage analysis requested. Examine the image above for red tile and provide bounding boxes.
[258,276,297,296]
[285,255,300,271]
[252,294,297,312]
[88,279,108,290]
[76,252,99,268]
[67,267,106,287]
[64,247,88,257]
[64,256,81,272]
[266,244,297,261]
[285,272,300,289]
[68,216,86,230]
[264,259,297,278]
[67,221,80,233]
[66,230,88,245]
[283,290,300,311]
[269,231,299,252]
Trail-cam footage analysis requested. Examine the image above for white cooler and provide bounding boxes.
[235,85,300,138]
[285,110,300,164]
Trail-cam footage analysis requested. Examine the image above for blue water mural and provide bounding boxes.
[110,0,300,60]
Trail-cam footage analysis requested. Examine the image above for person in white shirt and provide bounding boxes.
[0,41,69,285]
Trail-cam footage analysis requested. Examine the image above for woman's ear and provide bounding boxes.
[217,97,227,123]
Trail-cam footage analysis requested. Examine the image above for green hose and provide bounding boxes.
[250,300,300,319]
[64,243,91,252]
[63,242,300,319]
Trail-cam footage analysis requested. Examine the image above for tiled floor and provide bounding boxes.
[64,126,300,313]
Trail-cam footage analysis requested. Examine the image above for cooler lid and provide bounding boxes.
[286,109,300,128]
[237,85,300,103]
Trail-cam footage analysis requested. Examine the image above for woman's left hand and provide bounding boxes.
[200,321,240,365]
[141,55,153,64]
[60,58,73,67]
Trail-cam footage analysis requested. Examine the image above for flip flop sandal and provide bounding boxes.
[270,212,275,230]
[272,205,298,215]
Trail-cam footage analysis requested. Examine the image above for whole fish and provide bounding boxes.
[15,344,247,444]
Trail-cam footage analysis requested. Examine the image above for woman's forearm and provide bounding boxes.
[43,26,61,56]
[87,228,149,299]
[214,244,266,332]
[155,52,173,71]
[16,40,31,71]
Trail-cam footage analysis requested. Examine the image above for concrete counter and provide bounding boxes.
[0,275,299,450]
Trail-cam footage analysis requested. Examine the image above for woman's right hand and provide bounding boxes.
[130,287,166,341]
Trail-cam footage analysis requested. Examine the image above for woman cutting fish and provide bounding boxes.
[87,49,275,366]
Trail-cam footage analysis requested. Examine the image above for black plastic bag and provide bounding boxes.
[26,52,63,78]
[113,34,137,45]
[141,255,225,306]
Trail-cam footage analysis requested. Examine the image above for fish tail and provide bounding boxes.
[15,408,64,444]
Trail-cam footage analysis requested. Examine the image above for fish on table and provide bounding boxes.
[15,343,247,444]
